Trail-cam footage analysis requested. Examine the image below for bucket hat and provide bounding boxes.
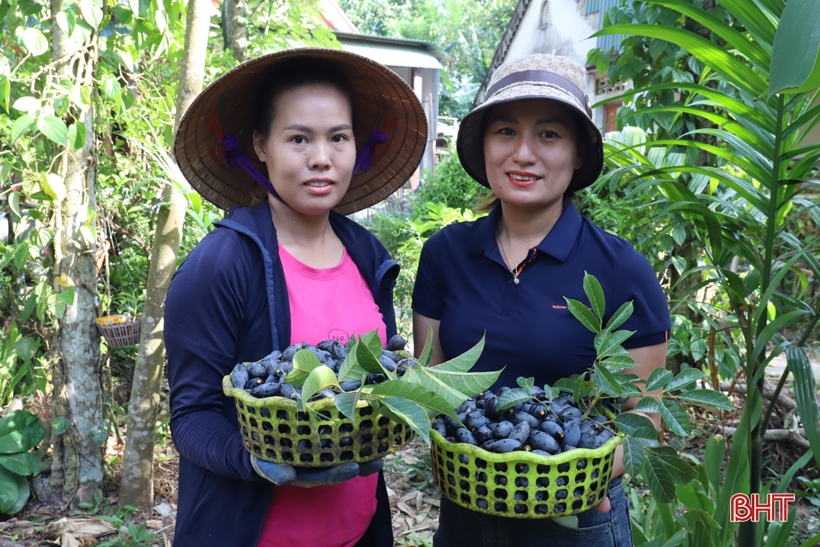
[174,48,428,215]
[457,54,603,193]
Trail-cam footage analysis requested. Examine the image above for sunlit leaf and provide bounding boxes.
[334,392,360,421]
[605,301,634,331]
[665,368,706,391]
[582,272,605,320]
[496,388,531,411]
[565,298,599,333]
[284,350,321,387]
[375,397,430,444]
[368,381,458,420]
[297,366,338,411]
[675,389,732,411]
[22,28,48,56]
[435,333,485,373]
[658,399,691,437]
[646,368,673,392]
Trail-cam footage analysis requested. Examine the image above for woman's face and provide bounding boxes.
[483,99,583,211]
[253,83,355,216]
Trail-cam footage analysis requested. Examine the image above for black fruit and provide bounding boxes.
[317,340,346,360]
[230,364,249,389]
[467,415,490,430]
[563,424,581,447]
[279,383,299,400]
[455,428,477,446]
[528,430,560,454]
[492,438,522,453]
[509,421,531,444]
[540,421,564,439]
[282,342,310,361]
[247,361,266,379]
[381,350,401,363]
[250,383,279,398]
[432,418,447,437]
[472,425,493,444]
[490,421,514,439]
[379,356,398,372]
[512,411,540,429]
[366,373,387,385]
[386,334,406,351]
[339,381,362,392]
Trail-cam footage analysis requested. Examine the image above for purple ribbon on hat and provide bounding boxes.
[353,130,389,176]
[220,133,283,203]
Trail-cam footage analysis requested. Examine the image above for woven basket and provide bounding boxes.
[222,376,414,467]
[430,429,623,518]
[95,317,141,348]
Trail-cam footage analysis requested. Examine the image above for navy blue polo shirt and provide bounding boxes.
[412,201,670,390]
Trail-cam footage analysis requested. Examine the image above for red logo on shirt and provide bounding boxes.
[552,305,568,309]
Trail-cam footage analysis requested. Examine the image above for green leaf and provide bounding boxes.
[0,467,20,514]
[600,354,636,371]
[594,329,635,358]
[658,399,691,437]
[0,411,45,454]
[644,453,679,503]
[284,350,322,387]
[623,428,660,478]
[666,368,705,391]
[297,366,339,411]
[368,381,458,420]
[336,338,367,382]
[0,76,10,112]
[375,397,430,444]
[648,446,699,484]
[5,474,30,515]
[582,272,606,320]
[355,332,385,374]
[39,173,66,202]
[0,453,36,476]
[565,298,600,333]
[405,366,469,408]
[768,0,820,96]
[11,114,36,143]
[516,377,535,391]
[79,0,104,29]
[594,366,624,397]
[435,333,485,373]
[496,388,532,411]
[51,416,70,436]
[66,122,86,152]
[614,413,658,437]
[37,115,68,145]
[417,322,434,367]
[675,389,732,411]
[788,347,820,465]
[333,391,361,421]
[605,301,634,331]
[22,28,48,56]
[646,369,673,392]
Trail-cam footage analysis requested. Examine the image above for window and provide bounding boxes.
[539,0,550,29]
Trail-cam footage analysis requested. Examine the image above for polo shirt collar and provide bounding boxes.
[467,200,583,263]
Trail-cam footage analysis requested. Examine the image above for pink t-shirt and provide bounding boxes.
[256,244,387,547]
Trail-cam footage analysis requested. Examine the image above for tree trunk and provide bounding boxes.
[49,0,104,507]
[225,0,249,62]
[118,0,213,511]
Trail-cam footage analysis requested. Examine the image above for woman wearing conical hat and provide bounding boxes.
[166,48,427,547]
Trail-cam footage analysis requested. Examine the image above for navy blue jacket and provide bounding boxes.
[165,200,399,547]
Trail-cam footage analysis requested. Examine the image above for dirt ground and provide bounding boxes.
[1,427,819,546]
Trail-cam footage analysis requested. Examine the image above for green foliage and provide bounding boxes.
[593,0,820,543]
[0,410,44,515]
[415,154,491,216]
[498,273,728,504]
[279,328,500,444]
[338,0,519,118]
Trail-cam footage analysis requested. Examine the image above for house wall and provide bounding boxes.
[496,0,618,131]
[383,66,438,175]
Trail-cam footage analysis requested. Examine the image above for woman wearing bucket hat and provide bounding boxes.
[164,48,426,547]
[412,54,670,545]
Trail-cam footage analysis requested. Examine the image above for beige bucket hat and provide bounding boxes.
[457,54,603,193]
[174,48,428,215]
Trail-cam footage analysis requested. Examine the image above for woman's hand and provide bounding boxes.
[251,456,383,488]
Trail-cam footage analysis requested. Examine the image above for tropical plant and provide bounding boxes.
[594,0,820,543]
[494,272,732,505]
[0,410,44,515]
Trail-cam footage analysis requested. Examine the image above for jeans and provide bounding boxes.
[433,476,632,547]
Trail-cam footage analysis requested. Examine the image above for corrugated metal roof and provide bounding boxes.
[337,39,444,70]
[585,0,624,52]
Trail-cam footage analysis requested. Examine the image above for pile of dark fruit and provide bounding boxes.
[228,335,408,400]
[433,387,615,456]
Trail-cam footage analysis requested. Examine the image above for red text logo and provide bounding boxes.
[730,493,795,522]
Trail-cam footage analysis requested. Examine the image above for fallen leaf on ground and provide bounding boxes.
[397,500,418,519]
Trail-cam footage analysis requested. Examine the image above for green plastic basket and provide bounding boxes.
[223,376,414,467]
[430,429,623,518]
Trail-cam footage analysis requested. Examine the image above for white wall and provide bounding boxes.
[505,0,598,67]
